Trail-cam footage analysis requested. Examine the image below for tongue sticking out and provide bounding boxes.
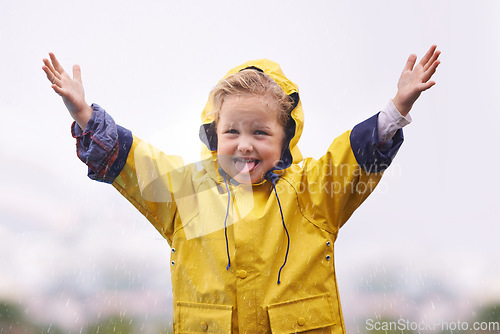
[234,160,256,173]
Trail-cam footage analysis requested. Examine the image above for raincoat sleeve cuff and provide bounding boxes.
[349,111,404,173]
[71,103,133,183]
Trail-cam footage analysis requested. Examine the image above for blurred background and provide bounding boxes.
[1,0,499,333]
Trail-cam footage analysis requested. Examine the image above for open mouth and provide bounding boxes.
[233,157,260,174]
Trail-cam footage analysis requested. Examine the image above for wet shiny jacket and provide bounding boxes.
[106,60,403,333]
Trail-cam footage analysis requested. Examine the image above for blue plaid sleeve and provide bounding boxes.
[71,104,133,183]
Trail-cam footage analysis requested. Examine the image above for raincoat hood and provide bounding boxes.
[199,59,304,181]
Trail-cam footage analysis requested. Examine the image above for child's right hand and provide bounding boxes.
[43,53,93,130]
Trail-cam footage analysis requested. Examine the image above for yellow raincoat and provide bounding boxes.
[108,60,403,333]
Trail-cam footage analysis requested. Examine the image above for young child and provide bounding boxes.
[43,46,440,333]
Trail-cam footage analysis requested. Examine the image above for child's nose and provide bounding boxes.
[237,137,253,153]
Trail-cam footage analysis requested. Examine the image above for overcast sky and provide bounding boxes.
[1,0,499,331]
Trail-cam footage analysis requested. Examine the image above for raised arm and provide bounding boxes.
[42,53,93,129]
[392,45,441,116]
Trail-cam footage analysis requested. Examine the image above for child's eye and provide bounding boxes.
[225,129,239,134]
[255,130,269,135]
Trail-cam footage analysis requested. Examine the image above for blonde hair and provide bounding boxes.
[210,69,293,127]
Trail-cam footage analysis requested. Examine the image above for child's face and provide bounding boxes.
[216,94,285,184]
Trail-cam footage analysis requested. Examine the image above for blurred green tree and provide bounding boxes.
[83,314,173,334]
[470,304,500,334]
[84,315,134,334]
[0,301,63,334]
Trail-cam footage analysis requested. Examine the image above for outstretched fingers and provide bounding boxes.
[43,58,56,76]
[418,45,437,68]
[73,65,82,82]
[49,52,66,75]
[419,80,436,92]
[42,53,72,97]
[425,49,440,69]
[43,54,64,84]
[422,58,440,83]
[403,54,417,72]
[51,83,65,96]
[421,46,441,83]
[42,62,61,87]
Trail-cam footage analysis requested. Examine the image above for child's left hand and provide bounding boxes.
[392,45,441,116]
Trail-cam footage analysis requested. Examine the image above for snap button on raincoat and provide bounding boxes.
[111,59,403,333]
